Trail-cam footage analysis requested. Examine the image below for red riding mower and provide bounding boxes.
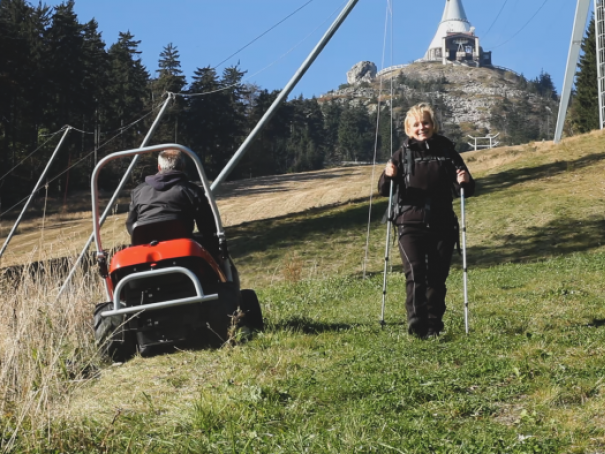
[91,144,263,361]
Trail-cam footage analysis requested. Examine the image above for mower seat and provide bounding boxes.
[131,219,191,246]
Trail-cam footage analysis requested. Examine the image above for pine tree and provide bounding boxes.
[150,43,187,144]
[571,15,598,133]
[337,104,374,162]
[373,107,401,161]
[217,65,248,167]
[321,101,343,164]
[185,66,228,176]
[77,19,109,185]
[46,0,85,126]
[530,70,557,100]
[237,88,290,178]
[153,43,186,95]
[0,0,52,202]
[287,97,326,172]
[102,31,150,184]
[106,31,149,125]
[184,65,247,177]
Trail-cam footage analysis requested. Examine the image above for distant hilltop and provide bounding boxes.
[316,0,561,149]
[319,61,558,149]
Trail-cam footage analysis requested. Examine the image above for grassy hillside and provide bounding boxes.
[2,130,605,452]
[0,166,377,269]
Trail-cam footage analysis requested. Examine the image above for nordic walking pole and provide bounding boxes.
[380,179,395,326]
[460,186,469,334]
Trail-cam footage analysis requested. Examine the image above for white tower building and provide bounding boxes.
[421,0,491,66]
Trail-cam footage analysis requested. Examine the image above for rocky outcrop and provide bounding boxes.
[321,61,556,135]
[346,61,377,85]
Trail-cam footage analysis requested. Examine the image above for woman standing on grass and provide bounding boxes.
[378,103,475,338]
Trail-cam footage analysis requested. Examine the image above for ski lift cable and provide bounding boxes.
[64,126,95,135]
[175,1,346,99]
[362,0,393,278]
[54,92,170,137]
[488,0,550,49]
[482,0,509,39]
[108,103,164,136]
[0,131,65,183]
[46,99,170,179]
[211,0,316,71]
[0,130,128,218]
[0,99,168,219]
[38,125,73,137]
[65,101,166,137]
[0,99,165,186]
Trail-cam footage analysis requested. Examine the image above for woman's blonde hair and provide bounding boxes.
[404,103,439,136]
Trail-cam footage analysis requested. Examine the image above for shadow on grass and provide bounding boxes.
[457,215,605,269]
[218,169,363,198]
[587,319,605,328]
[227,198,387,257]
[271,315,352,334]
[228,190,605,273]
[476,152,605,196]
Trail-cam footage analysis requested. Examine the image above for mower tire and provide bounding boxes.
[240,289,264,332]
[201,283,239,348]
[93,302,136,362]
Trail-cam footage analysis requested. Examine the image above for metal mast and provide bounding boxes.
[554,0,591,143]
[211,0,360,192]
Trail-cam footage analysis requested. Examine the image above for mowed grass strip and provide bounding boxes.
[4,129,605,452]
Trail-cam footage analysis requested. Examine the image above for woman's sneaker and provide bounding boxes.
[407,317,428,338]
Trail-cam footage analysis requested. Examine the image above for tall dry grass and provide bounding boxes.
[0,259,104,449]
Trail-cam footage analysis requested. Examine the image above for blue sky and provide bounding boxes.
[45,0,581,98]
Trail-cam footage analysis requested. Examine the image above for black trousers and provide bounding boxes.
[397,224,456,333]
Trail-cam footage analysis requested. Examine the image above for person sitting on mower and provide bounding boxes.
[126,148,219,256]
[378,103,475,339]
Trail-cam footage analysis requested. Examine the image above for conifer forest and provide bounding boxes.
[0,0,399,208]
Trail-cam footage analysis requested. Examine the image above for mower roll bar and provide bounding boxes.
[91,143,232,301]
[101,266,219,317]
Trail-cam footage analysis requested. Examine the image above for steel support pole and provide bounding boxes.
[210,0,360,192]
[460,187,469,335]
[380,181,394,326]
[595,0,605,128]
[0,126,72,260]
[58,94,173,297]
[555,0,591,143]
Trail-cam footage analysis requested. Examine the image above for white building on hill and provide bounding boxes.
[419,0,492,67]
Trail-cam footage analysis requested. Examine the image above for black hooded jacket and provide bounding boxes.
[378,134,475,227]
[126,170,217,244]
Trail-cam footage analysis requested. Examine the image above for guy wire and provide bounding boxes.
[362,0,393,278]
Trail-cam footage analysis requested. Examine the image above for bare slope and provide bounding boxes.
[0,166,380,268]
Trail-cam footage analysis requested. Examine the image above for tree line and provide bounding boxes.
[568,15,598,135]
[0,0,398,209]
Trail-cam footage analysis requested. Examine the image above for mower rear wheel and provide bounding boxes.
[240,289,264,332]
[93,302,136,362]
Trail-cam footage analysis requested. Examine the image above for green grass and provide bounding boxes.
[25,254,605,453]
[5,131,605,452]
